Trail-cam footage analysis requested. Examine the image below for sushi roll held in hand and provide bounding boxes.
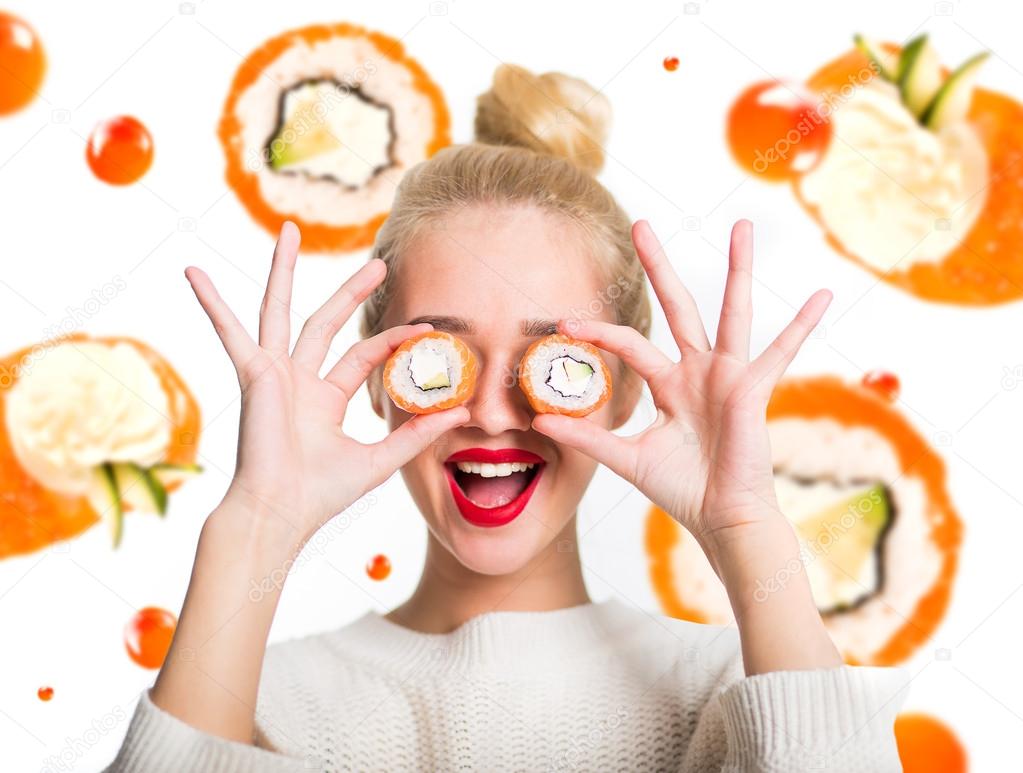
[383,331,478,414]
[518,334,612,418]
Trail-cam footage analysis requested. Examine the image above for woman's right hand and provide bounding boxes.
[141,222,465,749]
[186,221,469,548]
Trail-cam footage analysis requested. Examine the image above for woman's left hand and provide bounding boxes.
[535,218,844,674]
[532,219,831,549]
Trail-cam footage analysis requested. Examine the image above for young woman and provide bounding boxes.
[108,65,907,772]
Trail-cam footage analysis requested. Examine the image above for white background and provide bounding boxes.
[0,0,1020,770]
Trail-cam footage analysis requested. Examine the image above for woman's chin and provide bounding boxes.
[435,508,559,576]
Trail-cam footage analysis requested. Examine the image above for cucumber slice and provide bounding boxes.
[854,34,898,81]
[89,463,124,548]
[898,36,944,118]
[921,52,989,130]
[112,463,168,516]
[149,462,203,490]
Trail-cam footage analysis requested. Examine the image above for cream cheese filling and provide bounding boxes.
[799,80,988,272]
[4,341,172,495]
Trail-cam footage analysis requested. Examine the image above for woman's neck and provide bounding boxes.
[385,516,590,634]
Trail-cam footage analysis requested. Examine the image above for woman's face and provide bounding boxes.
[373,203,636,576]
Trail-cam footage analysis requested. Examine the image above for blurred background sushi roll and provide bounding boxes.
[646,375,962,667]
[383,331,478,414]
[218,22,451,253]
[518,334,612,418]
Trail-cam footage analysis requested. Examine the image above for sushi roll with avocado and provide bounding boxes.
[518,334,612,418]
[645,375,962,666]
[383,332,478,414]
[218,22,451,253]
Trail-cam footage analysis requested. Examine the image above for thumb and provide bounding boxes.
[368,407,470,482]
[531,414,635,482]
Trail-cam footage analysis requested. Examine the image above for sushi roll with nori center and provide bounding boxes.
[519,335,612,418]
[645,375,961,666]
[218,22,451,253]
[383,332,477,414]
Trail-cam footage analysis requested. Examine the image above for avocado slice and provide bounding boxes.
[419,371,451,390]
[149,462,203,490]
[269,121,344,171]
[409,348,450,391]
[921,52,989,130]
[854,34,898,81]
[112,462,168,516]
[794,484,891,611]
[564,359,594,384]
[89,463,124,548]
[898,36,944,118]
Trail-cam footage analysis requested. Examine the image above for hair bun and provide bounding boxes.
[474,64,611,175]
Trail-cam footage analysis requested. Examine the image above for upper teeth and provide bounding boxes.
[455,461,536,477]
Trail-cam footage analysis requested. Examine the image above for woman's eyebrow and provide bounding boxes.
[403,316,559,336]
[521,318,559,337]
[405,315,475,334]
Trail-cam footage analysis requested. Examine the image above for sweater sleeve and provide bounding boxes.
[684,664,911,773]
[103,689,311,773]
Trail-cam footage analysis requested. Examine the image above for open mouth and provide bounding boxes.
[444,448,545,528]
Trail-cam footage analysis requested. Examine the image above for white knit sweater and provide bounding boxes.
[105,599,908,772]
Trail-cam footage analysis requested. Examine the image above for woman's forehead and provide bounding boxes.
[387,206,610,326]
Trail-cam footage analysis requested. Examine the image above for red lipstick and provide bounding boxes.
[444,448,545,527]
[446,448,545,465]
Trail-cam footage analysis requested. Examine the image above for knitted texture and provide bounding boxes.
[105,599,909,772]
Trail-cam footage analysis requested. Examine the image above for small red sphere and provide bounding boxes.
[86,115,154,185]
[663,56,680,72]
[861,370,900,402]
[366,553,391,581]
[0,12,45,115]
[726,80,832,181]
[125,607,177,669]
[37,686,54,701]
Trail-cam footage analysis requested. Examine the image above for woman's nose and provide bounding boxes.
[464,353,533,435]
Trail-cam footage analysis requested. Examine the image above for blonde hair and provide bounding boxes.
[359,63,651,342]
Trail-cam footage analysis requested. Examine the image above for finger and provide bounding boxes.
[559,319,672,384]
[324,323,434,399]
[715,220,754,360]
[532,414,637,482]
[750,289,832,389]
[185,266,259,368]
[633,220,711,354]
[258,221,301,353]
[366,407,470,481]
[291,259,387,371]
